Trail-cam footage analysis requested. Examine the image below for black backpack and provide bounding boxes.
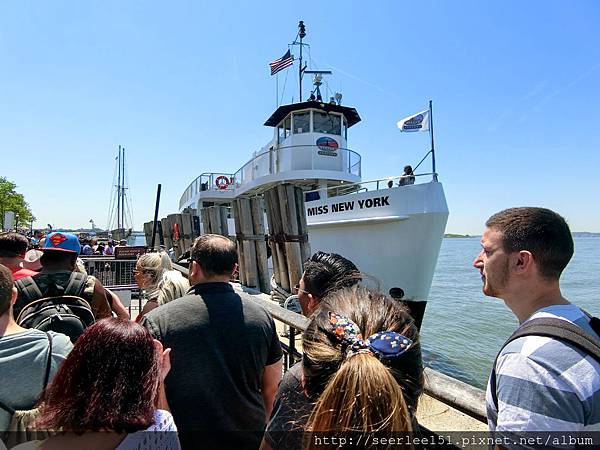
[15,273,96,343]
[490,315,600,410]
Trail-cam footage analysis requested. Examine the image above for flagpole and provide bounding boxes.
[429,100,437,181]
[276,73,279,108]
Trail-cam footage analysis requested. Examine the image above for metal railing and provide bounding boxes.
[305,172,439,198]
[179,146,362,208]
[81,256,142,317]
[232,145,361,189]
[81,256,137,287]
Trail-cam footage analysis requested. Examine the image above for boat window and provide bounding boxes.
[314,112,341,135]
[284,115,291,138]
[293,111,310,134]
[279,115,291,141]
[343,117,348,139]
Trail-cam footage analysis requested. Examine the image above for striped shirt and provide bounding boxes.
[487,304,600,437]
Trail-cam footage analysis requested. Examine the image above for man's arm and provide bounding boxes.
[262,358,283,421]
[91,280,113,319]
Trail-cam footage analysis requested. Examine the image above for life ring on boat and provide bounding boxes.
[215,176,229,190]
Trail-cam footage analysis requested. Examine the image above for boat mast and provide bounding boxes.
[121,147,126,230]
[117,145,122,230]
[298,20,306,102]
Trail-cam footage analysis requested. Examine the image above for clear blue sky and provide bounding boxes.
[1,1,599,235]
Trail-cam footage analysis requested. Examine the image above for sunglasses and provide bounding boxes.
[293,284,310,295]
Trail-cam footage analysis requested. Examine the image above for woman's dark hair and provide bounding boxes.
[37,318,160,433]
[302,286,422,443]
[302,251,361,300]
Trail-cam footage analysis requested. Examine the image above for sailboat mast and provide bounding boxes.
[121,147,126,230]
[117,145,122,230]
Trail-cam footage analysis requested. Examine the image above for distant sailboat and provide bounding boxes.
[107,145,133,241]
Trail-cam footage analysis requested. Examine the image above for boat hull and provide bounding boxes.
[305,181,448,301]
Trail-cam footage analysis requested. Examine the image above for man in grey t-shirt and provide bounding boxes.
[142,235,282,450]
[0,264,72,432]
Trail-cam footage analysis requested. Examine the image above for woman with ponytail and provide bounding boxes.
[262,286,422,450]
[303,286,422,448]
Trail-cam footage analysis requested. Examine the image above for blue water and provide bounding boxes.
[421,236,600,389]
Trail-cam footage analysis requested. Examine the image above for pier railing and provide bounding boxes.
[170,263,487,424]
[84,258,486,443]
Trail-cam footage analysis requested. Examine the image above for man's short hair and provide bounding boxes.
[191,234,237,277]
[0,232,29,258]
[486,207,574,280]
[0,264,14,315]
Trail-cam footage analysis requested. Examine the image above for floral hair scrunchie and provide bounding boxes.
[328,311,413,359]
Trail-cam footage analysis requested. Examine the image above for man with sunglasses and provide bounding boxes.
[263,251,361,450]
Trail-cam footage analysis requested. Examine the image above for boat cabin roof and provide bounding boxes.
[264,100,361,128]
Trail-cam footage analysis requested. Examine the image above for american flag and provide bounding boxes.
[269,50,294,76]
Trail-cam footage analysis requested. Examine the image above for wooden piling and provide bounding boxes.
[219,207,230,237]
[294,186,311,264]
[265,188,289,292]
[238,198,259,287]
[160,218,172,252]
[251,196,270,293]
[231,200,246,285]
[200,208,211,234]
[277,185,303,290]
[181,212,194,251]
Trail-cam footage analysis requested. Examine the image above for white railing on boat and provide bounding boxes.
[179,146,361,209]
[305,172,439,198]
[232,145,361,188]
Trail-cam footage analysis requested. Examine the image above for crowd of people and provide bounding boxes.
[0,206,598,450]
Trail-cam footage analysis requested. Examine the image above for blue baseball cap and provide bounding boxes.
[41,232,81,254]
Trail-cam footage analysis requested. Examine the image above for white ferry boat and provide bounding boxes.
[179,24,448,303]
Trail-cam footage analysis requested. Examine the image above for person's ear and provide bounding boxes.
[190,260,202,280]
[514,250,534,273]
[11,287,17,306]
[307,295,320,314]
[152,338,164,353]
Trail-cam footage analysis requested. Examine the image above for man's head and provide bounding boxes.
[297,251,361,316]
[0,264,16,317]
[40,232,81,271]
[189,234,237,284]
[0,232,29,269]
[474,207,573,298]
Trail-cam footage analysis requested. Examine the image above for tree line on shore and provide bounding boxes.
[0,176,35,230]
